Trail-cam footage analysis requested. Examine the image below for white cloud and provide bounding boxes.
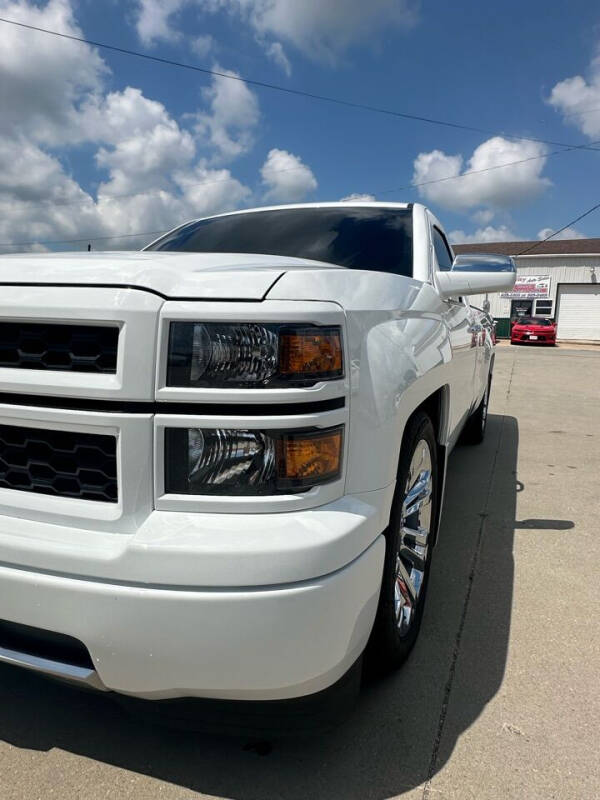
[537,226,586,241]
[0,0,260,252]
[133,0,418,64]
[265,41,291,76]
[548,46,600,139]
[90,89,197,195]
[221,0,418,62]
[191,33,216,57]
[174,164,251,212]
[194,66,260,160]
[0,136,108,248]
[462,224,588,244]
[0,0,106,145]
[261,149,317,202]
[448,225,518,245]
[0,132,249,251]
[135,0,185,45]
[340,193,376,202]
[95,164,250,242]
[471,208,495,225]
[413,137,550,212]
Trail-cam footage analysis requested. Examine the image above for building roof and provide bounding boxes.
[452,238,600,256]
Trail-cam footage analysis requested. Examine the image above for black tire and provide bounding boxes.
[366,411,438,673]
[461,370,491,445]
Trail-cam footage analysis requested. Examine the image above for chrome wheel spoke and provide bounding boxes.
[394,555,417,634]
[400,525,429,572]
[395,556,417,605]
[395,437,434,635]
[401,525,428,548]
[402,470,432,518]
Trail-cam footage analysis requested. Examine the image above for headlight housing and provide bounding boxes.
[167,322,343,388]
[165,425,344,495]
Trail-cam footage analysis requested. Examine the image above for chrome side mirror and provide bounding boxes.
[436,253,516,299]
[452,253,516,273]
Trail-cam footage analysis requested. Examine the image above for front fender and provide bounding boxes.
[344,308,452,497]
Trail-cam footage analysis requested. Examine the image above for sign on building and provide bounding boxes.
[501,275,550,299]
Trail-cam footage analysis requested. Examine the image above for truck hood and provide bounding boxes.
[0,251,343,299]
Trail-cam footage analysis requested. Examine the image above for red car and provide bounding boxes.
[511,316,556,345]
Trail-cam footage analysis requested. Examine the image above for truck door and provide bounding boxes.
[464,297,486,408]
[431,227,478,437]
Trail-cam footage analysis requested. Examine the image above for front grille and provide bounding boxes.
[0,425,117,503]
[0,322,119,373]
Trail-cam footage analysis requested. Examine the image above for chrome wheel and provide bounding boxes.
[395,439,433,636]
[368,411,438,671]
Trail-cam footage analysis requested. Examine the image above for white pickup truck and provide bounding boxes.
[0,202,515,726]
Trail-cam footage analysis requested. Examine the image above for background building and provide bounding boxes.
[453,238,600,341]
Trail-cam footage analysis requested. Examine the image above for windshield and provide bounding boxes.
[146,207,414,277]
[515,317,553,326]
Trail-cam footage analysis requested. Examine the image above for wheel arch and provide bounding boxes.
[395,385,450,549]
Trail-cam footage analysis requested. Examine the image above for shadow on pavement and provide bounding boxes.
[514,518,574,530]
[0,413,518,799]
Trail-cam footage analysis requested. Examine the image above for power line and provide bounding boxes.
[7,136,595,213]
[5,133,600,229]
[377,137,600,196]
[0,230,166,249]
[2,15,599,249]
[4,190,600,251]
[558,104,600,120]
[2,139,600,249]
[518,201,600,255]
[2,16,600,154]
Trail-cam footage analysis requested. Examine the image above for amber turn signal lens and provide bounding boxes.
[279,328,343,379]
[277,427,343,486]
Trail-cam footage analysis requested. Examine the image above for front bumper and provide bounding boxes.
[0,521,385,701]
[0,288,389,703]
[511,333,555,344]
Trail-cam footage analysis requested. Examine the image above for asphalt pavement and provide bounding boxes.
[1,344,598,799]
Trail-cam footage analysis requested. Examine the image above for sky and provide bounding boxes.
[1,0,599,252]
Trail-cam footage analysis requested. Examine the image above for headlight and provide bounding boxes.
[165,425,343,495]
[167,322,343,388]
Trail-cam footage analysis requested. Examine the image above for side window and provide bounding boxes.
[433,228,453,271]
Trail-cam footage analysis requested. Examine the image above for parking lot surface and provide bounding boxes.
[1,345,598,800]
